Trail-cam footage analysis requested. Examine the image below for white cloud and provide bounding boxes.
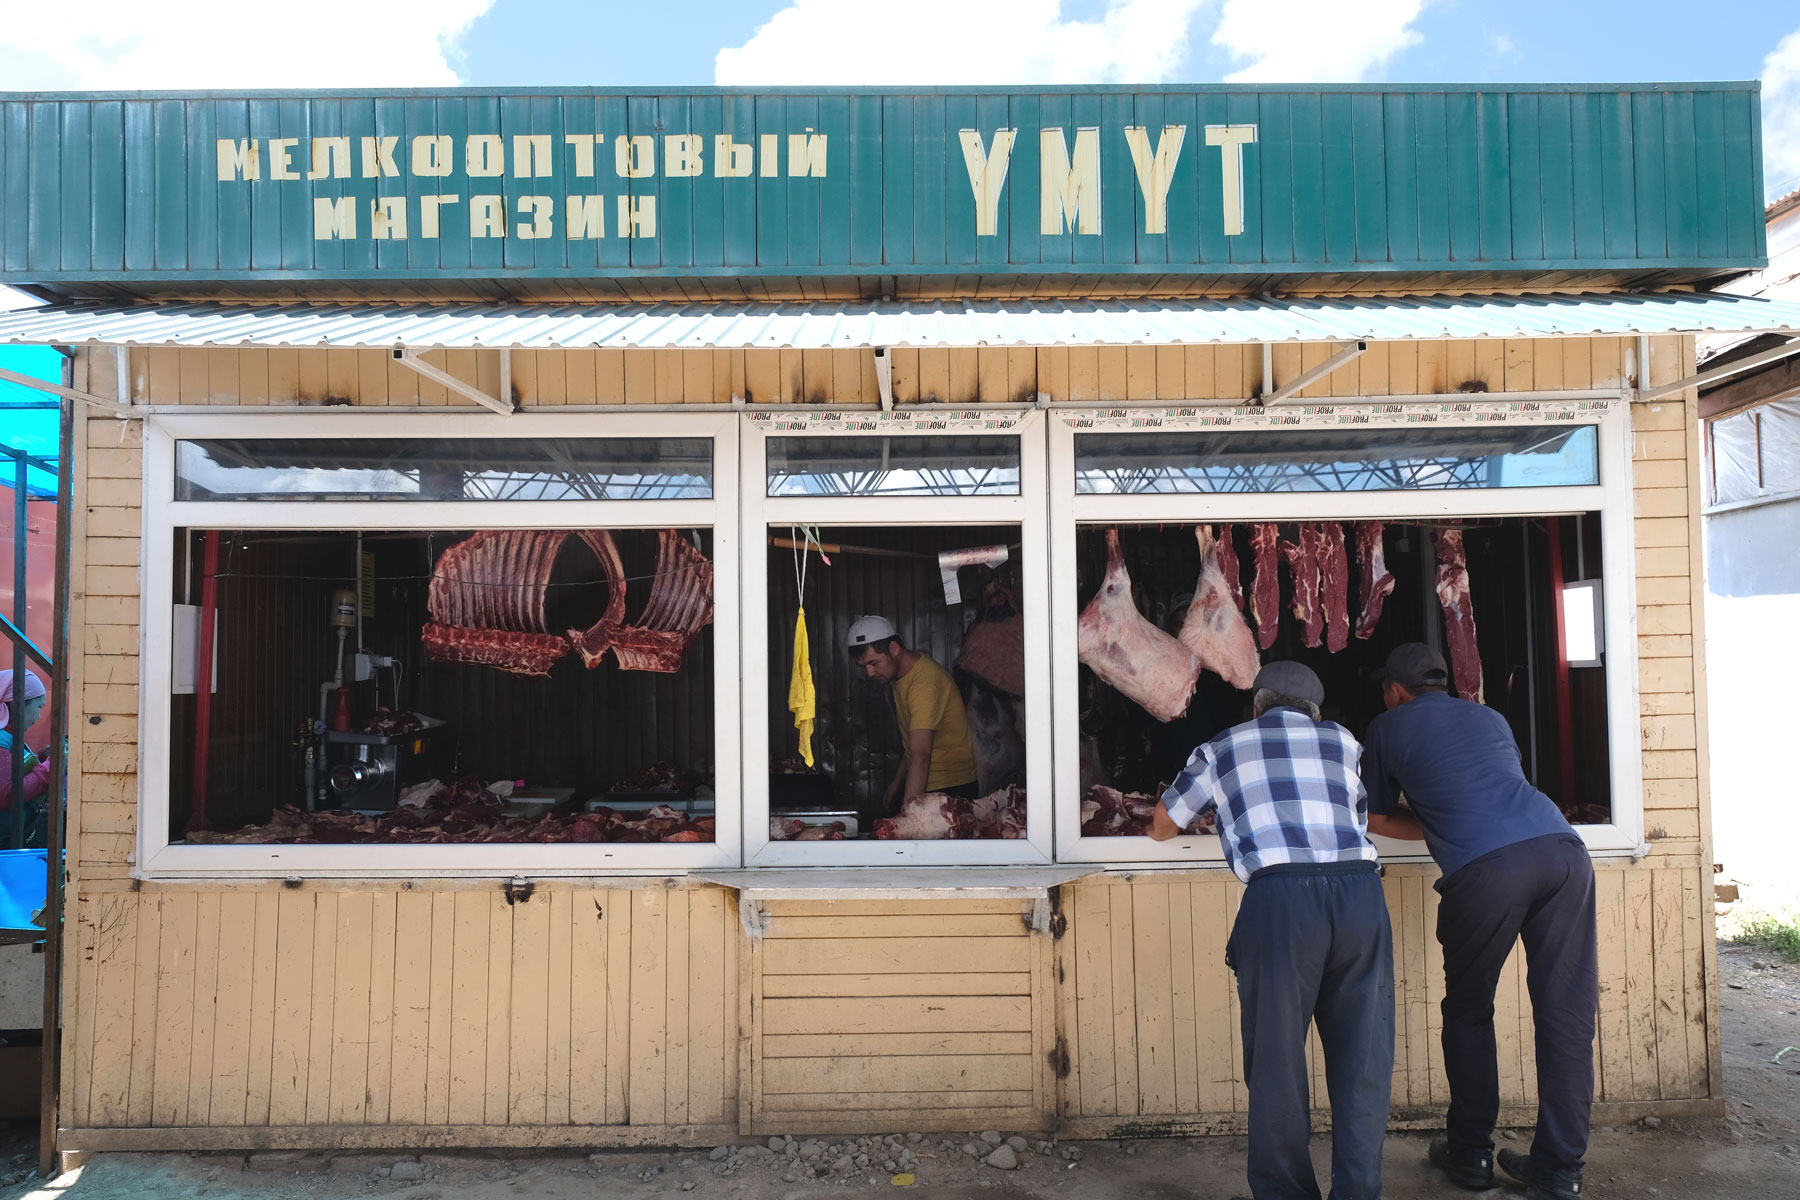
[1213,0,1424,83]
[715,0,1210,86]
[1484,25,1516,58]
[1765,27,1800,200]
[0,0,493,91]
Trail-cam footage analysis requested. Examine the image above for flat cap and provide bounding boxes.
[1251,660,1325,707]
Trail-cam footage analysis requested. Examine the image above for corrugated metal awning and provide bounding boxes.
[4,291,1800,351]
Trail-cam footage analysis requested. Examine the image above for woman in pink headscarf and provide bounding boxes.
[0,668,51,814]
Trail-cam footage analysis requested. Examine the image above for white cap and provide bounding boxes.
[846,614,898,649]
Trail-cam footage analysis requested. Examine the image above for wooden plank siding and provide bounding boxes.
[65,885,741,1137]
[59,863,1718,1143]
[739,898,1049,1135]
[54,334,1720,1145]
[112,337,1628,408]
[1054,861,1716,1137]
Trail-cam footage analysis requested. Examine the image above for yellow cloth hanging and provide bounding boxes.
[788,606,816,767]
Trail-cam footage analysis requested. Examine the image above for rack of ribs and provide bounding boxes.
[1353,522,1394,640]
[566,530,629,667]
[421,530,571,676]
[1178,526,1261,689]
[569,529,715,673]
[1434,528,1484,702]
[1077,529,1201,722]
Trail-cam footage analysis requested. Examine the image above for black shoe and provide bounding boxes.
[1497,1148,1583,1200]
[1428,1138,1494,1190]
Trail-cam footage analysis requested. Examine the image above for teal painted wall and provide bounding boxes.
[0,85,1767,284]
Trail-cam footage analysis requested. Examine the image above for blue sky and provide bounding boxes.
[0,1,1794,194]
[456,1,1792,96]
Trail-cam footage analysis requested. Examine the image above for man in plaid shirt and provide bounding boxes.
[1151,661,1393,1200]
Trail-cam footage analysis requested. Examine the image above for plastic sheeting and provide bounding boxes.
[1709,398,1800,506]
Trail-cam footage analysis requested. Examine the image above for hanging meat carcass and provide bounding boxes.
[1281,523,1326,649]
[1216,523,1244,611]
[1248,523,1282,649]
[1354,522,1395,640]
[420,625,572,678]
[1178,525,1261,689]
[567,530,628,667]
[421,530,572,676]
[1434,528,1484,702]
[569,529,715,673]
[955,583,1025,698]
[1320,522,1350,653]
[967,685,1026,794]
[1077,529,1201,722]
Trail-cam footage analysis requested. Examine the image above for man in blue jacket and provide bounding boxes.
[1362,643,1595,1200]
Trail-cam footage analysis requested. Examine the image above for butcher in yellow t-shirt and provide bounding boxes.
[845,615,979,812]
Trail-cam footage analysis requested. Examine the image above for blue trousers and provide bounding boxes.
[1436,833,1597,1173]
[1227,861,1395,1200]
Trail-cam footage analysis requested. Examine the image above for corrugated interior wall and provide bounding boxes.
[55,334,1718,1142]
[166,535,342,831]
[764,524,1022,810]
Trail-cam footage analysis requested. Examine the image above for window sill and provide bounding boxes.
[695,865,1100,901]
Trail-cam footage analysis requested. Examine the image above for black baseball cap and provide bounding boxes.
[1374,642,1451,690]
[1251,661,1325,707]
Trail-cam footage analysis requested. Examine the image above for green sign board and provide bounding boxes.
[0,84,1767,286]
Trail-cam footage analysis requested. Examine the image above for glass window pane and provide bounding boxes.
[176,437,713,501]
[170,527,718,846]
[767,435,1020,497]
[766,523,1028,841]
[1074,425,1599,493]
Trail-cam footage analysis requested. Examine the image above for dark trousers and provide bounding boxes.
[1437,833,1597,1173]
[1228,861,1395,1200]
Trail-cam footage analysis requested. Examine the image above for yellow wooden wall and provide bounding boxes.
[1053,862,1713,1139]
[53,333,1720,1144]
[64,884,738,1147]
[737,898,1054,1135]
[98,336,1630,409]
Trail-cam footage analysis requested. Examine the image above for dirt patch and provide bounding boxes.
[3,948,1798,1199]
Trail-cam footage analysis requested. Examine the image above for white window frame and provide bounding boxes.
[739,410,1054,866]
[136,409,742,878]
[1047,400,1644,868]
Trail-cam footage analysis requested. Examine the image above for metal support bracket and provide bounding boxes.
[0,365,135,419]
[1257,340,1368,406]
[391,348,514,415]
[1639,336,1800,403]
[873,346,893,411]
